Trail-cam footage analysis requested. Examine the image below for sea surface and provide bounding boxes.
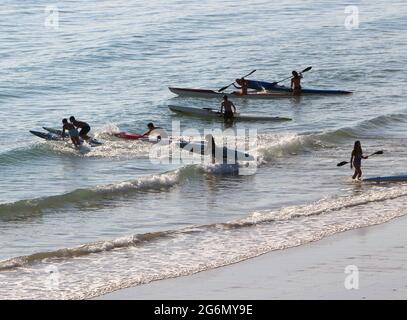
[0,0,406,299]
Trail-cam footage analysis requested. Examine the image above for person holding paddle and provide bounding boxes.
[291,70,303,95]
[234,77,248,95]
[350,141,369,180]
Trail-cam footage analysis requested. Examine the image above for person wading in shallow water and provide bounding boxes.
[220,95,236,123]
[62,118,81,148]
[350,140,368,180]
[69,116,91,141]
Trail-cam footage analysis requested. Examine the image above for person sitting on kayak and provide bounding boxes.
[234,77,248,95]
[143,123,162,136]
[350,140,368,180]
[62,118,81,147]
[69,116,91,141]
[291,70,303,95]
[220,95,236,122]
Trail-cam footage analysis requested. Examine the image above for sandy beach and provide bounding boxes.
[99,216,407,300]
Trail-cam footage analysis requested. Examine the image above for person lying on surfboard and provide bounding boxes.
[290,70,303,95]
[62,118,81,147]
[69,116,91,141]
[220,95,236,122]
[350,140,369,180]
[142,122,162,136]
[234,77,248,95]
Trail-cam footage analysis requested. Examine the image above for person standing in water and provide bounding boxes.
[62,118,81,148]
[69,116,91,141]
[350,141,369,180]
[220,95,236,122]
[290,70,303,95]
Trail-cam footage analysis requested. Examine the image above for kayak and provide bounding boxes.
[30,130,63,141]
[363,175,407,182]
[169,105,292,122]
[43,127,103,146]
[176,140,255,162]
[169,87,293,99]
[245,79,352,95]
[29,130,93,153]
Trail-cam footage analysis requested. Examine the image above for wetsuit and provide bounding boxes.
[72,120,91,137]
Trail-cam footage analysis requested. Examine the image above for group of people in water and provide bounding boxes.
[220,70,304,122]
[62,116,91,147]
[60,69,367,180]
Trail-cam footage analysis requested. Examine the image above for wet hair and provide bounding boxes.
[223,95,228,100]
[62,118,68,124]
[292,71,298,77]
[69,116,75,122]
[147,122,154,128]
[353,140,362,154]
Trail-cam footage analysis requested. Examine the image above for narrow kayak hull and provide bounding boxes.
[169,105,291,122]
[176,140,255,161]
[169,87,292,99]
[245,79,352,95]
[363,175,407,182]
[30,130,62,141]
[43,127,102,146]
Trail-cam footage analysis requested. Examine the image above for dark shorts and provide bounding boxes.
[79,125,91,136]
[224,111,234,120]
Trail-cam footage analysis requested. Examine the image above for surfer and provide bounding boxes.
[350,141,369,180]
[69,116,91,141]
[143,123,161,136]
[234,77,248,95]
[291,70,303,95]
[62,119,81,147]
[220,95,236,122]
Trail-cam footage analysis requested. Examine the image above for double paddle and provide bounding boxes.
[218,69,256,92]
[218,66,312,93]
[268,66,313,87]
[337,150,384,167]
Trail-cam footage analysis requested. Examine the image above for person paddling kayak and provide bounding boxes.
[290,70,303,95]
[350,140,369,180]
[220,95,236,122]
[69,116,91,141]
[234,77,248,95]
[62,118,81,147]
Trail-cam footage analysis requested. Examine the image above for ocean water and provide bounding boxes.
[0,0,406,299]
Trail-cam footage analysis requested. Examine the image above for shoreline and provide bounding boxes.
[98,214,407,299]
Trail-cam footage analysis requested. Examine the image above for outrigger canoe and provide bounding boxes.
[169,105,291,122]
[169,87,292,99]
[244,79,352,95]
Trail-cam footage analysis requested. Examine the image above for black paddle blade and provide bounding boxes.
[218,85,230,92]
[373,150,384,155]
[337,161,348,167]
[302,66,312,73]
